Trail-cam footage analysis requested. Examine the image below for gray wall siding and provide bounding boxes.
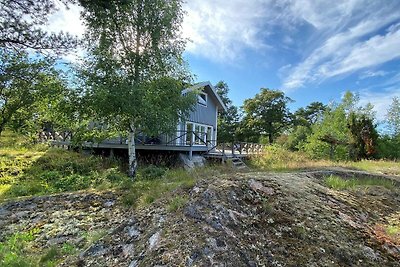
[187,88,217,128]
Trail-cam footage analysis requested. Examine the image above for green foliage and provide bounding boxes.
[0,132,129,200]
[0,0,78,52]
[386,97,400,137]
[249,145,332,171]
[215,81,240,143]
[138,165,167,180]
[121,168,196,208]
[347,112,378,160]
[39,247,59,265]
[285,126,312,151]
[377,135,400,159]
[325,175,395,190]
[0,49,69,137]
[79,0,195,134]
[301,91,379,161]
[293,102,326,127]
[302,105,349,160]
[0,229,39,267]
[240,88,292,144]
[79,0,195,176]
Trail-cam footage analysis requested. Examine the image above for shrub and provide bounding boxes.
[104,168,126,183]
[54,174,91,192]
[138,165,167,180]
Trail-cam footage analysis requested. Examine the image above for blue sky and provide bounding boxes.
[50,0,400,120]
[181,0,400,120]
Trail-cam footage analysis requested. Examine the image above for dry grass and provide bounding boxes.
[249,145,333,172]
[249,145,400,176]
[342,160,400,176]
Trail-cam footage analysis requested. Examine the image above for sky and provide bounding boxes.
[48,0,400,121]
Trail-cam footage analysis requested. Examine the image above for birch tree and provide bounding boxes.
[386,97,400,137]
[79,0,195,178]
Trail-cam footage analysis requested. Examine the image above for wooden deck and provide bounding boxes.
[51,140,210,152]
[40,130,266,159]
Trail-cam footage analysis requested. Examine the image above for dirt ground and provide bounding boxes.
[1,168,399,266]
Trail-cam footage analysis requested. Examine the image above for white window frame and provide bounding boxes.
[197,92,207,107]
[185,121,213,146]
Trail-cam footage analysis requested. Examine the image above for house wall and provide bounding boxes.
[187,86,218,129]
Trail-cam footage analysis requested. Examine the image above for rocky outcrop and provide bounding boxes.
[1,170,399,266]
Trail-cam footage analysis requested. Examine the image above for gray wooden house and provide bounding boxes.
[46,82,227,156]
[177,81,227,148]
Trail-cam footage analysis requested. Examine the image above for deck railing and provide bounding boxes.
[38,130,267,155]
[38,130,217,148]
[213,142,267,155]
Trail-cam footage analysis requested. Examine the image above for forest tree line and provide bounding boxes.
[216,81,400,161]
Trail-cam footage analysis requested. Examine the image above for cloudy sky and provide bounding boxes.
[50,0,400,120]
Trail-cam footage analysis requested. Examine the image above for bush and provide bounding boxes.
[103,168,126,183]
[377,135,400,160]
[54,174,91,191]
[138,165,167,180]
[284,126,312,151]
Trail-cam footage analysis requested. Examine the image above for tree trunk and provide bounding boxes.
[128,125,138,179]
[0,120,7,137]
[268,132,273,144]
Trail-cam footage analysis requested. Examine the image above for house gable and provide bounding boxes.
[182,81,227,112]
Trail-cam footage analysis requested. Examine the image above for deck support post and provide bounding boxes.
[189,148,193,160]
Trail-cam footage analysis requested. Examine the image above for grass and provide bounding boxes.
[0,131,130,201]
[343,160,400,176]
[0,229,79,267]
[249,145,400,175]
[167,195,189,212]
[249,145,333,172]
[121,168,197,208]
[0,130,215,210]
[325,175,396,190]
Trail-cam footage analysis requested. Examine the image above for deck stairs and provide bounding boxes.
[230,157,248,170]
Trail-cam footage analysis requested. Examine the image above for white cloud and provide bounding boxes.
[359,87,400,121]
[359,70,389,79]
[42,4,85,62]
[182,0,273,62]
[46,4,85,37]
[281,1,400,91]
[289,0,363,30]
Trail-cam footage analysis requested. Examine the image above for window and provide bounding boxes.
[185,122,213,146]
[186,123,193,145]
[194,125,201,144]
[197,92,207,106]
[207,126,212,143]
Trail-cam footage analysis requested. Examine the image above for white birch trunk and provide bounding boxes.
[128,125,138,178]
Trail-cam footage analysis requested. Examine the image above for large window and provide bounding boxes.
[185,122,212,146]
[186,123,193,145]
[207,126,212,143]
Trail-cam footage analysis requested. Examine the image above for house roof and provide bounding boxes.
[182,81,227,112]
